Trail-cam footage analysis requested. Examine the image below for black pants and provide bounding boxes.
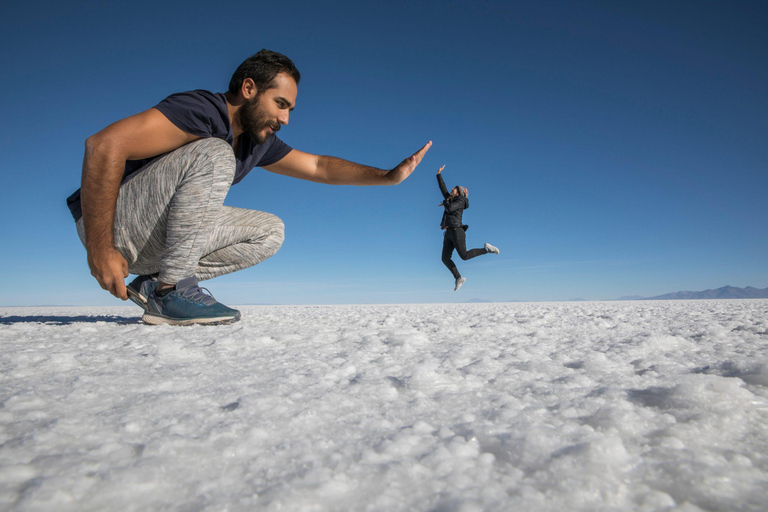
[441,227,487,279]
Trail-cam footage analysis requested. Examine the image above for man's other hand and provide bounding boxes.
[88,247,129,300]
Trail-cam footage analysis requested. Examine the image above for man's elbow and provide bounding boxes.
[84,132,106,162]
[84,134,97,155]
[84,130,124,163]
[84,130,113,154]
[82,131,127,187]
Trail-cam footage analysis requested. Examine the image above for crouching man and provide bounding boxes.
[67,49,431,325]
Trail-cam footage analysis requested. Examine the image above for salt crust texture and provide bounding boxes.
[1,300,767,511]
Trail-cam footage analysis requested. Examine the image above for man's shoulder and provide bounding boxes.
[154,90,230,139]
[157,90,226,110]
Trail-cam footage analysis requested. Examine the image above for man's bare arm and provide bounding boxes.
[263,141,432,185]
[80,108,200,300]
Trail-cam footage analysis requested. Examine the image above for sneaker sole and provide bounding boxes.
[141,311,241,326]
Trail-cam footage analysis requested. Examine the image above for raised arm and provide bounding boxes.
[436,165,450,198]
[80,108,199,300]
[263,141,432,185]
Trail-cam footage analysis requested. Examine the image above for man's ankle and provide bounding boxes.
[156,281,175,297]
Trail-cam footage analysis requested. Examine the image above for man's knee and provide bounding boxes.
[248,212,285,260]
[182,138,236,182]
[270,217,285,251]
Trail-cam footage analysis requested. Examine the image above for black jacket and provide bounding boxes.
[437,173,469,228]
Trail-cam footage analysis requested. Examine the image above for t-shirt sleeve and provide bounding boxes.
[154,91,228,138]
[257,136,292,166]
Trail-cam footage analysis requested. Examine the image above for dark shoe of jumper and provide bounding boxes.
[126,274,158,311]
[142,277,240,326]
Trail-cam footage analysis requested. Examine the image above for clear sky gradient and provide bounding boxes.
[1,0,766,306]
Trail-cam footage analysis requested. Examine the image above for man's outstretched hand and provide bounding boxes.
[88,247,130,300]
[387,141,432,184]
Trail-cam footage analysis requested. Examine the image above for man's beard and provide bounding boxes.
[238,97,277,144]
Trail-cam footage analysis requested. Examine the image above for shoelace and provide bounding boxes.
[176,285,217,305]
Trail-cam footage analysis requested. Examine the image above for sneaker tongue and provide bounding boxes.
[175,277,200,290]
[175,277,217,305]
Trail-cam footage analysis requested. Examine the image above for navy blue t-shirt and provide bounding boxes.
[66,90,293,220]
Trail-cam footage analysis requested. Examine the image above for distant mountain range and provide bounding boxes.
[462,285,768,304]
[620,285,768,301]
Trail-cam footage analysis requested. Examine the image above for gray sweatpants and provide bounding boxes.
[77,138,284,284]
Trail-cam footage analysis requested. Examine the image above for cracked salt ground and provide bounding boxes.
[1,300,767,511]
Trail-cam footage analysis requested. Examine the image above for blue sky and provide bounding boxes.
[1,0,766,306]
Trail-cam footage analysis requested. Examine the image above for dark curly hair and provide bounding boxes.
[228,49,301,95]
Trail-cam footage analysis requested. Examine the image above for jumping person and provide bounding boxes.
[67,49,432,325]
[436,165,499,291]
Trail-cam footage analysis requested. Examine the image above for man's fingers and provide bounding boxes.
[401,141,432,170]
[412,141,432,161]
[104,274,128,300]
[100,274,127,300]
[90,250,130,300]
[114,280,128,301]
[388,141,432,184]
[115,262,129,300]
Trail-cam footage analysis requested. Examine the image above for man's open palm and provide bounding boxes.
[388,141,432,184]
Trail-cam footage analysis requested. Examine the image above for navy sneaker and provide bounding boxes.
[142,277,240,326]
[127,274,158,311]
